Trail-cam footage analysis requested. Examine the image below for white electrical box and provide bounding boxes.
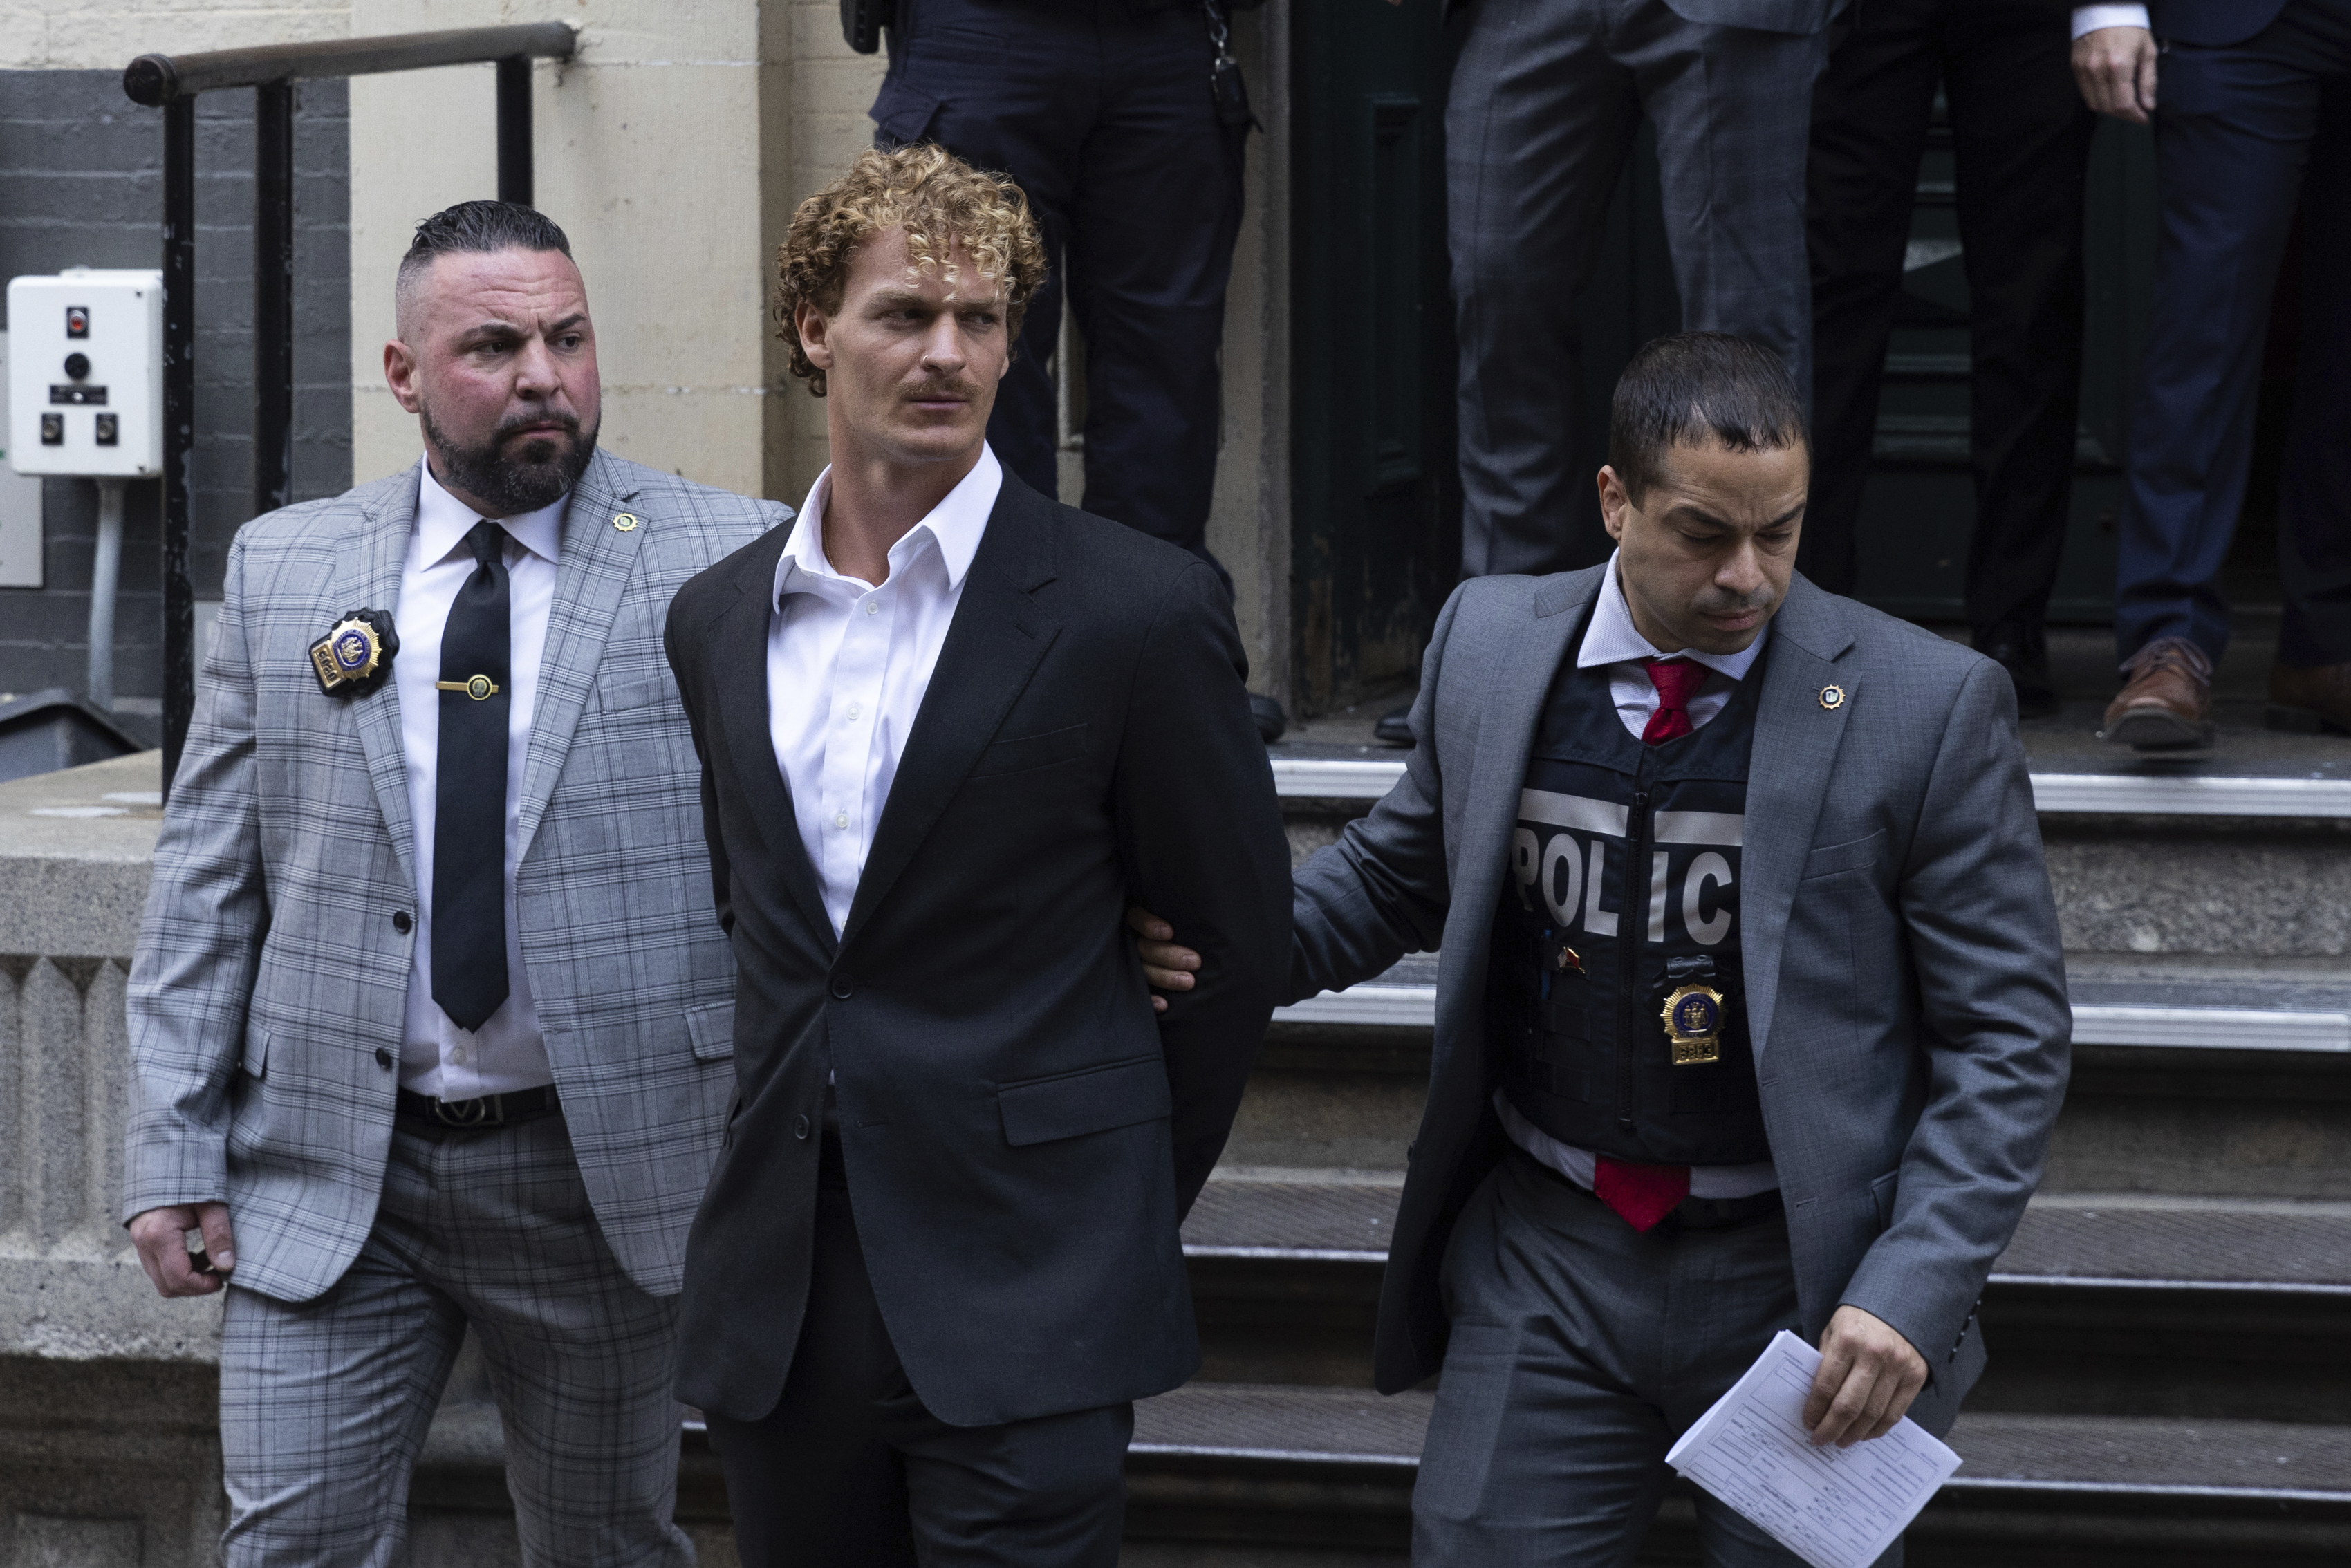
[6,268,165,478]
[0,332,48,586]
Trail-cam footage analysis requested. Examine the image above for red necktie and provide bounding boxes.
[1641,656,1707,745]
[1592,657,1709,1231]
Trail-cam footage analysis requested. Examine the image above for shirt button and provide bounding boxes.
[845,702,861,721]
[833,810,849,830]
[450,1045,469,1065]
[374,1047,394,1070]
[794,1114,811,1140]
[865,600,878,615]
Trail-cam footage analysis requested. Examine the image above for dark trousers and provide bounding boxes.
[1802,0,2094,641]
[1413,1152,1863,1566]
[872,0,1245,592]
[707,1139,1133,1567]
[1449,0,1829,577]
[2115,0,2351,669]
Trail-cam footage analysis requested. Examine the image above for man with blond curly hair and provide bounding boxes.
[662,145,1292,1565]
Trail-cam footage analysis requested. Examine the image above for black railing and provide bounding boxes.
[122,23,577,798]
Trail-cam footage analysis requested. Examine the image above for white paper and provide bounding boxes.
[1664,1330,1962,1568]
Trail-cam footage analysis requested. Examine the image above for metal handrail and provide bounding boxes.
[124,24,577,800]
[123,23,577,104]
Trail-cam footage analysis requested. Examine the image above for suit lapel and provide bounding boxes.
[1449,569,1597,934]
[838,477,1060,949]
[1739,577,1859,1063]
[334,466,423,890]
[711,536,838,952]
[515,451,649,861]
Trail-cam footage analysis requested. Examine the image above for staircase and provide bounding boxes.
[1137,642,2351,1566]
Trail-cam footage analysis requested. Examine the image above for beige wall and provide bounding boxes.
[11,0,1292,692]
[349,0,798,501]
[0,0,346,69]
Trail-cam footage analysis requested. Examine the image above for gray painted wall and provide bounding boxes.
[0,71,350,735]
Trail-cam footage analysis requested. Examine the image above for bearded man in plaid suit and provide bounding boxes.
[120,200,783,1566]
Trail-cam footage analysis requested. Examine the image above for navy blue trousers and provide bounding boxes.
[2119,0,2351,669]
[872,0,1245,592]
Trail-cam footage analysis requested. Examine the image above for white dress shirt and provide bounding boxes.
[769,445,1001,935]
[396,460,565,1099]
[2071,5,2151,39]
[1498,552,1779,1200]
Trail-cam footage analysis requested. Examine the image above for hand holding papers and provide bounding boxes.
[1664,1331,1961,1568]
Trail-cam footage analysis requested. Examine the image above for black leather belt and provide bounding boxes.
[1511,1144,1783,1231]
[396,1083,560,1132]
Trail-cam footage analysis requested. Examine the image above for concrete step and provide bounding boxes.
[1230,957,2351,1196]
[1180,1179,2351,1423]
[1125,1384,2351,1565]
[1271,729,2351,964]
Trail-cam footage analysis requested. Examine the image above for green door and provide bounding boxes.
[1288,0,1465,716]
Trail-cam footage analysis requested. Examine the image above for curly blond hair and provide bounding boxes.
[777,144,1048,396]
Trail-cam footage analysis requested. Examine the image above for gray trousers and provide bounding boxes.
[1414,1152,1899,1567]
[219,1112,694,1567]
[1449,0,1830,577]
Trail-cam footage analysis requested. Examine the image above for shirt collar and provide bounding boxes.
[415,456,567,568]
[1576,550,1772,682]
[774,442,1003,606]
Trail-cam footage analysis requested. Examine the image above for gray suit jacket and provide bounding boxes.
[1291,568,2071,1434]
[124,450,784,1301]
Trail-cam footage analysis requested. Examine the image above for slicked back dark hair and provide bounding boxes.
[395,201,575,332]
[1608,332,1808,503]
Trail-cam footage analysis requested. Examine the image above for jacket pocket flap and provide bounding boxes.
[1801,829,1886,881]
[686,1002,736,1061]
[998,1054,1171,1147]
[871,78,943,145]
[1869,1167,1899,1230]
[970,723,1090,779]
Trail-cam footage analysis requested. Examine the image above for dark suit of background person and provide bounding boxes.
[2091,0,2351,744]
[1447,0,1846,581]
[1803,0,2096,718]
[662,467,1291,1563]
[1286,568,2070,1559]
[866,0,1249,597]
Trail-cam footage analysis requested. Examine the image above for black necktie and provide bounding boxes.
[432,519,512,1032]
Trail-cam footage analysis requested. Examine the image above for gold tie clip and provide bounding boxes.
[436,675,501,701]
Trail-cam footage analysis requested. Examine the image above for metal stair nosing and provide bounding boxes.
[1272,982,2351,1056]
[1272,757,2351,820]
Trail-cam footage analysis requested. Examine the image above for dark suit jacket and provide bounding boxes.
[665,469,1292,1428]
[1290,572,2070,1434]
[2153,1,2285,48]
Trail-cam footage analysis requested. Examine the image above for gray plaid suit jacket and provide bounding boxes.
[124,449,784,1302]
[1292,569,2072,1434]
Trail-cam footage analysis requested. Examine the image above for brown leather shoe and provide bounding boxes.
[2102,637,2216,756]
[2267,661,2351,735]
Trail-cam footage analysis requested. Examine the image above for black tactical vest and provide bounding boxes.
[1488,638,1770,1166]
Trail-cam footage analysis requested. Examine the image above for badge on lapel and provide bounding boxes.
[308,608,399,697]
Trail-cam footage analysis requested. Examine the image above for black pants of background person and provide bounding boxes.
[2115,0,2351,676]
[707,1135,1133,1567]
[1802,0,2094,698]
[871,0,1245,595]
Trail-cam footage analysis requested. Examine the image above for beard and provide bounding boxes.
[420,401,599,516]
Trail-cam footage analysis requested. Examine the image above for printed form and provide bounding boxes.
[1664,1331,1962,1568]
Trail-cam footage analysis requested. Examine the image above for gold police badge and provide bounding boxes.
[1661,983,1727,1067]
[308,608,398,697]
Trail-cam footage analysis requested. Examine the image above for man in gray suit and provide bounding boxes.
[122,201,781,1565]
[1140,334,2070,1562]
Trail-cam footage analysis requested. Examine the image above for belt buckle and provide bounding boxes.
[434,1093,499,1128]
